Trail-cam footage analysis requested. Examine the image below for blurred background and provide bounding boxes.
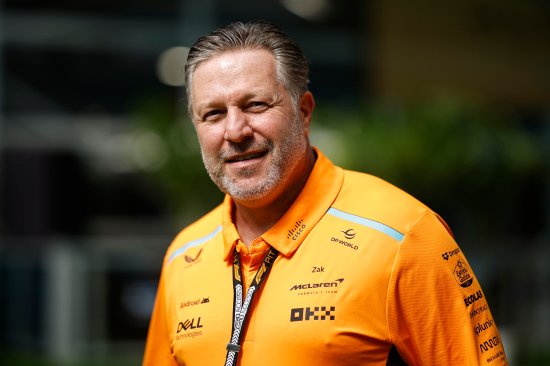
[0,0,548,365]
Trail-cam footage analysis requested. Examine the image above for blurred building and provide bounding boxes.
[0,0,549,365]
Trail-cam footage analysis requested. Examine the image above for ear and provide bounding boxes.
[299,91,315,136]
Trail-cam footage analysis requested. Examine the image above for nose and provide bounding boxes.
[224,107,253,142]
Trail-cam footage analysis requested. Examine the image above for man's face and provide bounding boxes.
[190,48,312,205]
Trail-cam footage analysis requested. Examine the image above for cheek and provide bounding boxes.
[268,117,302,140]
[255,114,291,139]
[197,126,224,151]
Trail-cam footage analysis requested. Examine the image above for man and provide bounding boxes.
[143,21,508,365]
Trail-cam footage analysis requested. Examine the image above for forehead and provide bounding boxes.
[210,47,273,68]
[193,48,277,86]
[191,49,279,105]
[195,47,276,76]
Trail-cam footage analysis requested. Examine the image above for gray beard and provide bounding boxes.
[200,115,307,202]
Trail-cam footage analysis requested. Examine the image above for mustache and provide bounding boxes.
[218,140,273,160]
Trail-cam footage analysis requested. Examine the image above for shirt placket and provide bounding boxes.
[235,238,271,294]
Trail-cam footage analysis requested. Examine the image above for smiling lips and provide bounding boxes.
[225,150,267,163]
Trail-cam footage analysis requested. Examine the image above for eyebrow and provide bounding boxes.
[195,87,283,113]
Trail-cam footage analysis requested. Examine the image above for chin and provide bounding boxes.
[224,178,279,202]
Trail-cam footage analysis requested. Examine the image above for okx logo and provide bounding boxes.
[290,306,335,322]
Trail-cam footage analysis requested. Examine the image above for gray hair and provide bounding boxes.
[184,20,310,116]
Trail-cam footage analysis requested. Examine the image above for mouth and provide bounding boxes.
[225,150,268,163]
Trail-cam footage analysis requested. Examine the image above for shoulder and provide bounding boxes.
[333,169,436,239]
[341,170,426,208]
[164,204,223,263]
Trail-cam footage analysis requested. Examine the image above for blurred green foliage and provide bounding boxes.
[133,96,548,241]
[130,95,223,224]
[315,101,543,188]
[311,101,547,241]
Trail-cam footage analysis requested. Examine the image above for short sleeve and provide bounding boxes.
[387,210,508,365]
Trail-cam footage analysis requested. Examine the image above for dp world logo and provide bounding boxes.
[341,229,356,240]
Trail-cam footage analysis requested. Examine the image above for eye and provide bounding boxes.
[202,109,225,122]
[246,101,269,112]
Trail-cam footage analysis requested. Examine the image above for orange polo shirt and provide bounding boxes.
[143,148,508,365]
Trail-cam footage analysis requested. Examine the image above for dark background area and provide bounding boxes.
[0,0,548,365]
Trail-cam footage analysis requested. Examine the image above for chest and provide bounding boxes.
[168,225,399,365]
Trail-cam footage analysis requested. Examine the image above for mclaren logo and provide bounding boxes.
[341,229,356,240]
[290,278,344,291]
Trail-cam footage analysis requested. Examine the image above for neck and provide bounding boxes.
[233,148,316,247]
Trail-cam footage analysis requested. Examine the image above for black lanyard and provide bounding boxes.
[224,246,279,366]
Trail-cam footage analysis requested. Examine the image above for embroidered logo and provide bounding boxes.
[185,248,203,263]
[341,229,356,240]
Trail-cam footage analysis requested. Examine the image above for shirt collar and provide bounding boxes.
[222,147,344,261]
